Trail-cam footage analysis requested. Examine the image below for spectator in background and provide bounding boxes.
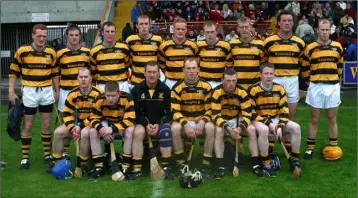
[340,12,354,28]
[195,7,210,21]
[284,1,300,17]
[196,29,206,42]
[80,41,87,48]
[245,4,258,19]
[210,4,222,23]
[334,2,345,26]
[187,30,196,41]
[322,2,333,19]
[345,36,358,61]
[225,29,238,42]
[183,6,195,21]
[338,0,347,10]
[152,1,161,21]
[122,23,134,42]
[295,18,314,38]
[221,4,233,21]
[301,29,317,45]
[329,17,337,34]
[330,27,342,41]
[260,2,270,20]
[344,3,356,20]
[311,3,323,19]
[300,3,310,18]
[131,1,142,31]
[54,38,65,51]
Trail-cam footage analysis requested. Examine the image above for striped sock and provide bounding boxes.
[133,157,142,171]
[52,153,63,163]
[122,154,132,169]
[202,153,212,167]
[175,150,186,166]
[92,155,103,168]
[161,155,172,168]
[306,138,316,151]
[41,133,52,157]
[329,138,338,146]
[269,140,275,154]
[261,153,270,166]
[291,149,300,161]
[284,141,291,153]
[21,135,32,160]
[63,141,70,155]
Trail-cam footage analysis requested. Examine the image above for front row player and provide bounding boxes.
[211,68,268,178]
[51,68,103,179]
[131,61,174,179]
[249,63,302,177]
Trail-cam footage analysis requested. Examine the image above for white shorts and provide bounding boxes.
[227,118,238,128]
[306,83,341,109]
[187,121,197,127]
[22,86,55,108]
[165,79,179,89]
[58,88,70,112]
[208,81,221,89]
[159,70,166,83]
[97,81,131,93]
[274,76,299,103]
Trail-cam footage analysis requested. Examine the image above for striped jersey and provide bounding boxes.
[301,41,344,84]
[211,84,252,131]
[90,42,130,84]
[56,47,91,90]
[9,44,58,87]
[171,79,212,126]
[264,35,305,77]
[159,39,198,80]
[230,39,265,89]
[197,40,231,82]
[126,34,162,85]
[90,92,135,133]
[248,82,289,129]
[63,85,102,132]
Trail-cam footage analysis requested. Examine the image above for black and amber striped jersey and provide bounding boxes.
[56,47,91,90]
[90,92,135,133]
[197,40,231,82]
[211,84,252,131]
[90,42,130,84]
[159,39,198,80]
[126,34,162,85]
[301,41,344,84]
[9,44,58,87]
[248,82,289,129]
[63,85,102,132]
[171,79,212,126]
[230,39,265,89]
[264,35,305,77]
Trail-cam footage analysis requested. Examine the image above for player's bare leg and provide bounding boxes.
[304,106,321,160]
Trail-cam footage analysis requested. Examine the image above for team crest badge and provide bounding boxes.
[81,53,87,56]
[115,50,122,54]
[141,93,145,99]
[151,42,157,46]
[45,55,51,61]
[332,47,337,51]
[215,48,222,52]
[292,43,298,48]
[197,90,203,94]
[88,98,94,104]
[118,108,124,115]
[159,92,164,99]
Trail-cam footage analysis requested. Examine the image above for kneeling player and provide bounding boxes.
[90,81,135,178]
[51,68,103,178]
[249,63,302,177]
[171,57,215,178]
[131,61,173,179]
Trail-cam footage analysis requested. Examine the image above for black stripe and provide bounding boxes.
[180,110,206,117]
[233,66,260,72]
[60,73,78,80]
[166,56,189,61]
[268,51,300,57]
[21,63,52,69]
[59,62,90,69]
[166,66,183,73]
[131,72,144,78]
[97,58,126,65]
[200,66,226,73]
[201,77,222,82]
[199,56,227,62]
[237,78,260,84]
[180,99,206,105]
[232,54,261,60]
[310,56,339,64]
[311,69,338,75]
[273,64,299,70]
[20,51,55,59]
[311,80,339,84]
[131,61,148,68]
[98,68,127,76]
[60,85,77,90]
[9,70,20,77]
[131,51,158,56]
[22,74,52,82]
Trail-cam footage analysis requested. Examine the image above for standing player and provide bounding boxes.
[263,10,305,153]
[56,24,91,157]
[249,63,302,177]
[126,15,162,90]
[51,68,104,178]
[230,16,265,90]
[211,68,269,178]
[171,57,215,178]
[8,24,59,170]
[301,19,344,159]
[159,17,198,89]
[197,20,231,89]
[90,21,130,92]
[90,81,135,175]
[131,61,173,178]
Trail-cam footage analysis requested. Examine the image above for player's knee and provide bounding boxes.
[159,124,172,148]
[326,114,337,124]
[310,115,320,125]
[89,128,99,139]
[246,125,257,139]
[215,127,225,140]
[204,122,215,137]
[133,125,146,141]
[257,125,269,137]
[124,126,134,140]
[290,123,301,136]
[81,128,90,139]
[54,125,67,139]
[171,122,182,137]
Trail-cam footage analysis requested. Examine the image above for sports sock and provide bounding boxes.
[21,135,32,160]
[306,138,316,151]
[122,154,132,169]
[284,140,291,153]
[92,155,103,168]
[202,153,212,167]
[41,133,52,157]
[329,138,338,146]
[133,157,142,171]
[261,153,270,166]
[252,156,261,168]
[291,149,300,161]
[63,142,70,155]
[161,154,172,168]
[174,150,186,166]
[52,153,63,163]
[269,140,275,154]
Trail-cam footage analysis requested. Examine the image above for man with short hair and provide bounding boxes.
[211,68,268,178]
[171,57,215,178]
[9,24,59,170]
[264,10,305,154]
[51,68,103,178]
[126,15,162,90]
[225,29,238,42]
[90,81,135,176]
[159,17,198,89]
[230,16,265,90]
[90,21,130,93]
[131,61,173,179]
[56,24,91,156]
[248,63,302,177]
[301,19,344,160]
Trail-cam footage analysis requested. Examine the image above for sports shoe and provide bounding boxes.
[303,150,314,160]
[252,165,265,177]
[199,166,214,180]
[131,169,142,179]
[261,165,276,177]
[88,167,105,179]
[44,155,52,164]
[20,159,29,170]
[214,167,225,180]
[63,153,70,160]
[163,166,175,180]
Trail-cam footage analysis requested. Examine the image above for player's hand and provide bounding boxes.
[150,124,159,136]
[268,123,277,133]
[99,126,112,137]
[232,128,242,140]
[275,127,282,140]
[72,126,81,140]
[184,124,196,139]
[146,124,156,136]
[103,134,114,143]
[9,92,19,105]
[194,120,205,136]
[54,90,60,102]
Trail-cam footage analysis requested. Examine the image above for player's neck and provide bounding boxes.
[67,43,81,51]
[31,43,45,52]
[139,33,152,40]
[317,39,331,46]
[184,77,199,86]
[278,31,292,39]
[80,86,91,95]
[102,41,116,48]
[206,38,218,46]
[260,82,273,91]
[173,37,186,44]
[240,36,252,43]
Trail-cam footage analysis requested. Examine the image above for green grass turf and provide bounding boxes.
[1,99,357,197]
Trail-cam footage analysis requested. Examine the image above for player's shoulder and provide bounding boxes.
[16,44,33,54]
[151,35,163,43]
[80,47,91,52]
[330,41,343,50]
[199,78,212,90]
[90,43,104,53]
[120,91,133,100]
[91,86,103,95]
[251,39,264,46]
[247,82,261,93]
[172,79,185,92]
[126,34,140,44]
[114,42,129,49]
[197,40,207,47]
[272,82,285,91]
[264,34,280,44]
[217,40,231,49]
[68,86,81,96]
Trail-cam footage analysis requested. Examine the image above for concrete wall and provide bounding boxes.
[1,1,106,23]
